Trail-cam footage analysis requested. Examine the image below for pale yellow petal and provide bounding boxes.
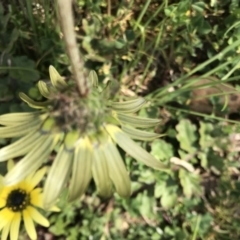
[23,209,37,240]
[68,137,93,202]
[106,125,169,171]
[4,135,54,186]
[115,112,160,128]
[0,221,6,232]
[10,212,21,240]
[111,97,145,113]
[30,188,43,208]
[92,143,112,197]
[0,198,5,208]
[0,112,41,126]
[0,210,9,231]
[17,181,33,193]
[122,125,161,141]
[0,175,3,184]
[43,145,72,209]
[49,65,67,90]
[0,185,17,200]
[0,175,4,193]
[27,206,49,227]
[103,136,131,197]
[0,118,41,139]
[38,81,51,98]
[0,208,14,226]
[19,92,50,109]
[7,160,14,171]
[1,222,10,240]
[0,131,42,161]
[88,70,98,87]
[49,205,60,212]
[25,167,47,191]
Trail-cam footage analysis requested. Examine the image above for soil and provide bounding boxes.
[188,76,240,115]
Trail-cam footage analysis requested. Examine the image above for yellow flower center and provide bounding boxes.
[6,189,30,212]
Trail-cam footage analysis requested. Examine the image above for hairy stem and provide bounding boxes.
[57,0,89,97]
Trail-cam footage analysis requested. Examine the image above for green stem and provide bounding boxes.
[57,0,89,97]
[191,215,201,240]
[160,105,240,125]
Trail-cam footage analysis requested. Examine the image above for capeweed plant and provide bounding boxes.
[2,1,240,239]
[0,66,169,209]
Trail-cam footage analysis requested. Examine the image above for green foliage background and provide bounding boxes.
[2,0,240,239]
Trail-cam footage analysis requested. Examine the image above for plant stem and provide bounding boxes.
[57,0,89,97]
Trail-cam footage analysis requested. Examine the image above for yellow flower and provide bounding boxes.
[0,167,53,240]
[0,66,169,209]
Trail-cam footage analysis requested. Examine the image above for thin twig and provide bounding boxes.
[57,0,89,97]
[107,0,111,16]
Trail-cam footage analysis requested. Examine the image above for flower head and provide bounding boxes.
[0,66,169,208]
[0,167,55,240]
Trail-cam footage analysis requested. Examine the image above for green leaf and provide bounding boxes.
[161,191,178,209]
[207,149,225,173]
[139,192,154,218]
[151,139,174,160]
[192,3,205,13]
[28,86,42,100]
[9,56,40,82]
[176,119,197,154]
[125,29,135,42]
[199,122,214,149]
[115,39,126,49]
[154,181,167,198]
[179,169,201,198]
[197,151,208,169]
[5,28,19,53]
